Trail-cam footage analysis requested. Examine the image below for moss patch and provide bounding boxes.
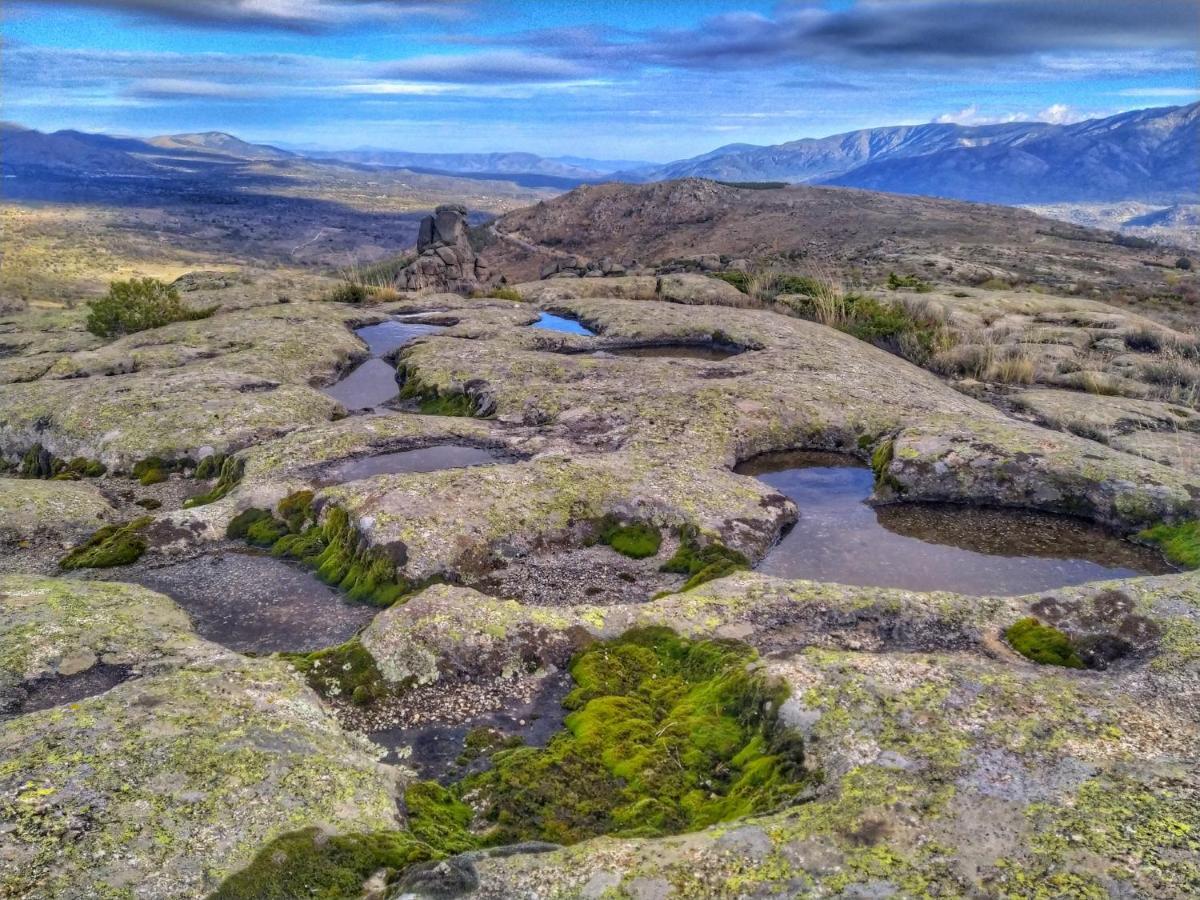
[184,455,245,508]
[599,519,662,559]
[1138,520,1200,569]
[465,626,806,845]
[17,444,105,480]
[132,456,187,486]
[208,826,435,900]
[1005,617,1085,669]
[283,637,390,705]
[59,516,153,570]
[231,494,411,607]
[659,526,749,591]
[398,367,479,417]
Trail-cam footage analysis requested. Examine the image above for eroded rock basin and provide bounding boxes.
[606,343,743,361]
[738,451,1173,595]
[322,320,441,411]
[313,443,511,486]
[119,550,376,653]
[1,663,135,717]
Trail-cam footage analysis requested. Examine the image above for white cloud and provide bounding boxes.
[1115,87,1200,97]
[933,103,1093,126]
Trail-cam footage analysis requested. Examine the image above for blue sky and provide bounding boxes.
[3,1,1198,160]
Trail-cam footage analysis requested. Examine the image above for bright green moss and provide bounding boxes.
[193,453,226,480]
[230,497,410,608]
[1138,520,1200,569]
[870,438,894,480]
[17,444,105,480]
[208,826,435,900]
[131,456,185,486]
[184,456,245,508]
[59,516,153,570]
[659,526,749,591]
[282,637,389,705]
[465,627,807,845]
[1005,617,1085,669]
[599,519,662,559]
[403,782,476,855]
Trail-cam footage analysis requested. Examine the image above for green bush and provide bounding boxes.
[86,278,216,338]
[326,281,369,304]
[1005,617,1085,668]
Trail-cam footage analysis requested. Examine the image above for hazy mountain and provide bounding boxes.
[0,123,158,176]
[148,132,297,161]
[548,154,658,173]
[626,104,1199,204]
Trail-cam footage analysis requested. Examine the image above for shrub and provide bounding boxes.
[487,286,524,302]
[887,272,933,292]
[1177,257,1193,271]
[1005,617,1084,668]
[326,281,369,304]
[86,278,216,338]
[1124,326,1164,352]
[1138,520,1200,569]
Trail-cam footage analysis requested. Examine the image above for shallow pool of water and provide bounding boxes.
[124,551,376,653]
[531,312,596,336]
[608,344,743,361]
[736,451,1173,595]
[315,444,510,485]
[355,320,441,356]
[323,320,442,411]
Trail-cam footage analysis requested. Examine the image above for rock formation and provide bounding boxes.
[401,203,490,293]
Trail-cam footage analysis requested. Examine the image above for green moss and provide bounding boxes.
[403,781,476,855]
[465,627,806,846]
[208,826,435,900]
[659,526,749,591]
[282,637,389,704]
[1005,618,1085,669]
[398,367,479,417]
[870,437,901,492]
[1138,520,1200,569]
[17,444,104,480]
[455,727,524,767]
[59,516,153,570]
[184,456,245,508]
[599,519,662,559]
[193,453,226,480]
[886,272,933,292]
[132,456,185,486]
[231,496,410,608]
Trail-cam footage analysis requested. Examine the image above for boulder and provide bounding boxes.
[401,204,486,294]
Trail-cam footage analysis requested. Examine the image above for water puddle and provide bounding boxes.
[2,664,134,717]
[323,320,442,412]
[531,312,596,336]
[736,451,1173,595]
[368,671,573,782]
[607,343,743,361]
[122,550,376,653]
[313,444,511,486]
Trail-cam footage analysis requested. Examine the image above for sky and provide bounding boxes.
[3,0,1198,161]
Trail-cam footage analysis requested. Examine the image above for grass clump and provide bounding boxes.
[283,637,390,705]
[599,518,662,559]
[184,456,244,508]
[887,272,933,292]
[659,525,749,591]
[467,627,807,845]
[86,277,216,338]
[60,516,153,570]
[1137,520,1200,569]
[1005,617,1085,668]
[486,286,524,302]
[209,826,435,900]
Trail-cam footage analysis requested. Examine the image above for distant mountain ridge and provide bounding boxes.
[623,104,1200,205]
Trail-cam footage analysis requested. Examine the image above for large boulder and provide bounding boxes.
[402,204,489,293]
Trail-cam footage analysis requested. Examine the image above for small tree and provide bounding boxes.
[86,277,214,338]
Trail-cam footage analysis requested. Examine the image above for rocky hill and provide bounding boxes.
[488,178,1194,319]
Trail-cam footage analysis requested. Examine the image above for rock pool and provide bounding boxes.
[737,451,1174,595]
[531,312,596,336]
[313,443,510,486]
[322,320,441,412]
[122,550,377,653]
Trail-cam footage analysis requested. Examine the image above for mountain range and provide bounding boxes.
[3,102,1197,210]
[622,103,1199,205]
